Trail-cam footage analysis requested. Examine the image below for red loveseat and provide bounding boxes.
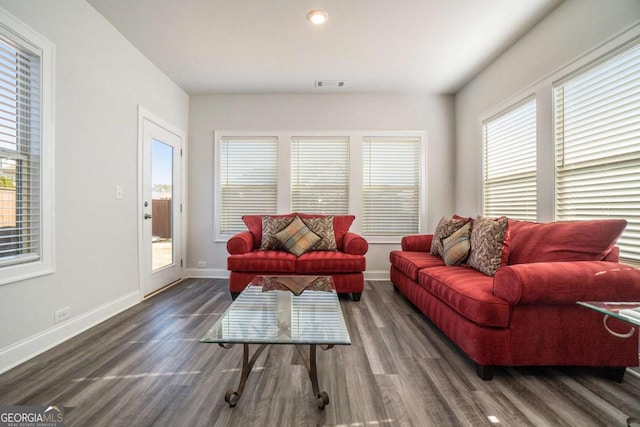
[227,213,368,301]
[390,218,640,381]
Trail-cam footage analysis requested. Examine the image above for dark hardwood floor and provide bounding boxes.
[1,278,639,426]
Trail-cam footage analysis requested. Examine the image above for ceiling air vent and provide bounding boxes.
[315,80,346,88]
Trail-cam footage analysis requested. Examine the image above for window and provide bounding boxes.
[362,137,422,236]
[0,9,54,284]
[215,131,426,241]
[555,42,640,263]
[291,136,349,214]
[218,136,277,234]
[482,98,537,221]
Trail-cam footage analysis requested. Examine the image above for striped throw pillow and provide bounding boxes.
[275,216,321,256]
[442,222,472,266]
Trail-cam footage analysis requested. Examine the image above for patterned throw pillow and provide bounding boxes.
[275,216,321,256]
[442,222,472,266]
[302,216,337,251]
[260,216,293,250]
[467,216,508,276]
[430,216,469,258]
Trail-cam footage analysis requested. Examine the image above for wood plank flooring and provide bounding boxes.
[1,278,639,426]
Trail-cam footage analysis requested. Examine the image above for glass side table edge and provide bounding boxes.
[578,301,640,327]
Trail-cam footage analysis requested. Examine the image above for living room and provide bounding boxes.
[0,0,639,425]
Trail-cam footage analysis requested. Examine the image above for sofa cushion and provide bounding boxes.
[302,216,337,251]
[227,251,297,273]
[389,250,445,281]
[275,216,321,256]
[443,222,472,266]
[507,219,627,264]
[430,216,469,258]
[296,251,366,274]
[468,216,509,276]
[259,216,294,250]
[418,266,510,328]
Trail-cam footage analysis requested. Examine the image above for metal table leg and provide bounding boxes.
[219,343,267,407]
[298,344,333,409]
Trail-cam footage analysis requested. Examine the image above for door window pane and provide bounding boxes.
[152,139,173,270]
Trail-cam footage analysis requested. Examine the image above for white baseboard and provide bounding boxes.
[185,268,228,278]
[364,270,390,281]
[0,290,140,375]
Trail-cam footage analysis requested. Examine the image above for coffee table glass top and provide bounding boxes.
[200,275,351,345]
[578,301,640,326]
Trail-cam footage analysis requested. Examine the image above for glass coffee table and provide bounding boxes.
[200,275,351,409]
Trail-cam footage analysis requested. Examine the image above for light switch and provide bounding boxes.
[116,185,123,200]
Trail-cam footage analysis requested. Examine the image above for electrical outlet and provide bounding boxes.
[197,261,207,268]
[54,307,70,324]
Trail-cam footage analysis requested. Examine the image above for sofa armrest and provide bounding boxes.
[401,234,433,252]
[343,232,368,255]
[494,261,640,305]
[227,231,255,254]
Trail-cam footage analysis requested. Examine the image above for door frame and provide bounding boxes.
[137,106,187,298]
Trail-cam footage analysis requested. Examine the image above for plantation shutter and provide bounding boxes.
[555,42,640,263]
[0,33,41,266]
[362,137,421,236]
[291,136,349,214]
[220,136,277,234]
[482,98,537,221]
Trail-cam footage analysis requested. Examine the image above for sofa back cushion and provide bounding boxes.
[242,213,355,251]
[507,219,626,264]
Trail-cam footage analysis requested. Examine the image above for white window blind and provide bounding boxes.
[555,42,640,264]
[482,98,537,221]
[0,33,41,267]
[291,136,349,214]
[362,137,421,236]
[220,137,277,234]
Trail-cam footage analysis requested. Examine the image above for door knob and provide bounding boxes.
[144,213,152,219]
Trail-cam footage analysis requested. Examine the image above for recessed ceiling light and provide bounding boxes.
[307,10,328,25]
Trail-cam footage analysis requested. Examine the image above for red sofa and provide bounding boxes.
[390,218,640,380]
[227,213,368,300]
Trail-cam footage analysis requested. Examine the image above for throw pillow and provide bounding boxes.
[430,216,470,258]
[302,216,337,251]
[298,214,355,251]
[275,216,321,256]
[442,222,472,266]
[260,216,294,250]
[467,216,508,276]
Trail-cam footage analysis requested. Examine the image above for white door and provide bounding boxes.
[140,114,183,296]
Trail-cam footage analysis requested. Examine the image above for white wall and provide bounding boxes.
[455,0,640,216]
[187,93,454,279]
[0,0,189,373]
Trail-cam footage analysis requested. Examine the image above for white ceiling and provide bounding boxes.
[87,0,563,95]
